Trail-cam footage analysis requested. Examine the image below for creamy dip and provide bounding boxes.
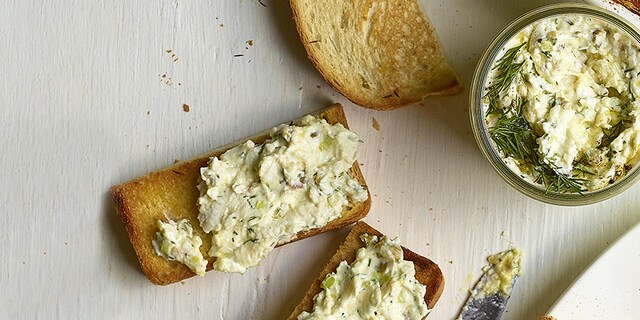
[193,115,367,273]
[478,248,523,298]
[298,234,429,320]
[152,218,207,276]
[484,15,640,192]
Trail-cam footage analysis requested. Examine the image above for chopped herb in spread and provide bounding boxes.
[298,234,428,320]
[196,115,367,273]
[478,248,523,298]
[152,218,207,276]
[484,15,640,192]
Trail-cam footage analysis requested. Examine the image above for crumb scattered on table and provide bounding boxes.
[182,104,190,113]
[372,117,381,131]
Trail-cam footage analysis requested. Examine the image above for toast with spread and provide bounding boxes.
[288,221,444,319]
[290,0,463,110]
[110,104,371,285]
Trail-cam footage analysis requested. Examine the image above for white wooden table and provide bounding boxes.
[2,0,639,319]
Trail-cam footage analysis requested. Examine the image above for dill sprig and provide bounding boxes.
[485,42,527,114]
[488,97,536,161]
[534,162,587,193]
[484,42,586,194]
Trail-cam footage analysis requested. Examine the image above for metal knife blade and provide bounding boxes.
[458,248,523,320]
[458,276,517,320]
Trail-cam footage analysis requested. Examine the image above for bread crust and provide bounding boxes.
[290,0,463,110]
[110,104,371,285]
[612,0,640,16]
[287,221,444,319]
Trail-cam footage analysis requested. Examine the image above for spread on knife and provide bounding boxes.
[298,234,429,320]
[484,14,640,192]
[152,115,367,274]
[477,248,523,298]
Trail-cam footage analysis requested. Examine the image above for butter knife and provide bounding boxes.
[458,248,523,320]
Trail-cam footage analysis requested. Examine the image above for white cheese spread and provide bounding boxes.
[484,15,640,192]
[152,218,207,276]
[478,248,523,298]
[194,115,367,273]
[298,234,429,320]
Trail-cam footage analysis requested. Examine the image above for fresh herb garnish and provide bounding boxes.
[485,42,527,108]
[485,42,586,193]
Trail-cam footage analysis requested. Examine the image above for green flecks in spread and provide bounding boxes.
[298,235,428,320]
[152,218,207,276]
[483,15,640,192]
[478,248,524,298]
[485,42,586,193]
[196,116,368,274]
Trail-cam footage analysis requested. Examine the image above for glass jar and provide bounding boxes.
[470,3,640,205]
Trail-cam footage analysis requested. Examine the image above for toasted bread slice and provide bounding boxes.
[290,0,463,110]
[110,104,371,285]
[288,221,444,319]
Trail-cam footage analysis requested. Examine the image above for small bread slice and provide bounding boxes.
[109,104,371,285]
[290,0,463,110]
[287,221,444,319]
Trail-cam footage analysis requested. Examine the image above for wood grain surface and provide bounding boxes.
[1,0,639,319]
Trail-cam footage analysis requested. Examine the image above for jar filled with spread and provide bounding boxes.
[471,4,640,205]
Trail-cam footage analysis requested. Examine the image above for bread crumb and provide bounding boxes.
[448,260,453,264]
[246,40,254,46]
[159,73,173,86]
[316,85,321,89]
[428,208,433,211]
[174,159,180,164]
[147,111,150,115]
[182,104,190,113]
[220,23,224,27]
[166,49,172,53]
[181,281,186,285]
[298,86,303,90]
[372,117,381,131]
